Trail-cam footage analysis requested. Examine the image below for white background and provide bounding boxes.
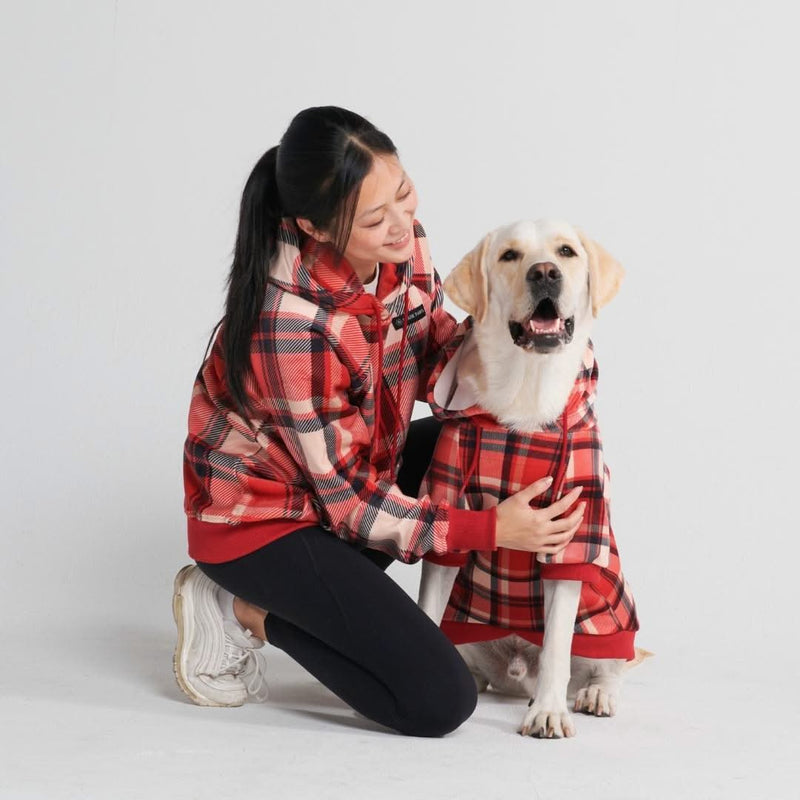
[2,1,798,798]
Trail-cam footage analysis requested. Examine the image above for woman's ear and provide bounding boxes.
[443,233,493,322]
[577,230,625,317]
[295,217,331,243]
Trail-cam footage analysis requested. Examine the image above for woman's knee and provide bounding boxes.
[392,660,478,737]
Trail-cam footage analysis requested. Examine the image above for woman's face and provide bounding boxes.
[342,154,417,280]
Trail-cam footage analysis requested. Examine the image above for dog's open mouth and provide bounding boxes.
[508,298,575,351]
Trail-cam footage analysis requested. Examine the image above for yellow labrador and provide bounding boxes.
[418,219,641,738]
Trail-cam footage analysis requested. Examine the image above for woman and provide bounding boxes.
[174,106,586,736]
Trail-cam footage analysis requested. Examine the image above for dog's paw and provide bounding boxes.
[518,701,576,739]
[573,683,617,717]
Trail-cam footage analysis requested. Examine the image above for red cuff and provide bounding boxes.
[445,506,496,552]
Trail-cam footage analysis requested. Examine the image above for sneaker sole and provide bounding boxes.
[172,565,244,708]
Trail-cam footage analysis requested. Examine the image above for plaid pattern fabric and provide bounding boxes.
[422,320,638,657]
[184,219,463,563]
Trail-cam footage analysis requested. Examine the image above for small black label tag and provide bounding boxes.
[393,303,426,330]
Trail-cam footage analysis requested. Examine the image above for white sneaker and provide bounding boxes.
[172,565,269,707]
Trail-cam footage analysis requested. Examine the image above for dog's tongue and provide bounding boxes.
[529,318,560,334]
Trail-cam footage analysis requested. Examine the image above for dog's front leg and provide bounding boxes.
[417,561,459,625]
[519,579,581,738]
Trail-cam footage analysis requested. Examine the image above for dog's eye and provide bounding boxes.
[558,245,577,257]
[499,249,521,262]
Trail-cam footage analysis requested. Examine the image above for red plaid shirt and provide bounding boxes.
[422,320,638,659]
[184,220,496,564]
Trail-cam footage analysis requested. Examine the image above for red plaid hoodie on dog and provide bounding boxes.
[422,320,638,659]
[184,220,496,564]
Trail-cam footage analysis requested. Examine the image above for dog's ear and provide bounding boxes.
[443,233,492,322]
[578,231,625,317]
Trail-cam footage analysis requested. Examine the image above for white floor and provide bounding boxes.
[1,613,796,800]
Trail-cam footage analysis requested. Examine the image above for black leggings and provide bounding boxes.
[197,417,477,737]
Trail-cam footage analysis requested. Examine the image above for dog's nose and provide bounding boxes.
[526,262,562,286]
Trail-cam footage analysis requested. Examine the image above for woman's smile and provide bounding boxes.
[384,230,411,249]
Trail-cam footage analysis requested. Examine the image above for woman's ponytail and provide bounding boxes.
[223,146,282,418]
[218,107,399,420]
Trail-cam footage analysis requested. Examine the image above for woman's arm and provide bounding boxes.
[249,321,494,564]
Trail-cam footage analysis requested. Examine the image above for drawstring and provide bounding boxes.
[358,295,387,472]
[388,289,409,482]
[460,426,482,501]
[458,407,570,508]
[339,286,408,483]
[368,297,386,471]
[549,407,570,502]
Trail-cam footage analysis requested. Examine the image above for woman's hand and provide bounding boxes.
[494,478,585,554]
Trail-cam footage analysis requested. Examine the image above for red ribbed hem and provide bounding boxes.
[538,563,602,583]
[424,551,469,567]
[440,621,636,660]
[187,517,311,564]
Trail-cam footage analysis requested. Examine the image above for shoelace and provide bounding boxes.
[238,647,269,702]
[218,624,270,701]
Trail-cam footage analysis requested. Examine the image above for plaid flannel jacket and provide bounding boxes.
[422,320,638,659]
[184,220,495,564]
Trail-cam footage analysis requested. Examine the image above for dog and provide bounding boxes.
[417,219,642,738]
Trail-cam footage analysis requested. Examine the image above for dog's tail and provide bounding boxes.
[624,647,655,671]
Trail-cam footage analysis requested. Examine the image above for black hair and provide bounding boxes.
[221,106,397,418]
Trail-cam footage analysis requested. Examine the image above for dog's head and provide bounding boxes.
[444,219,624,354]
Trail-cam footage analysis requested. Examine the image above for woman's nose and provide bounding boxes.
[387,204,413,231]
